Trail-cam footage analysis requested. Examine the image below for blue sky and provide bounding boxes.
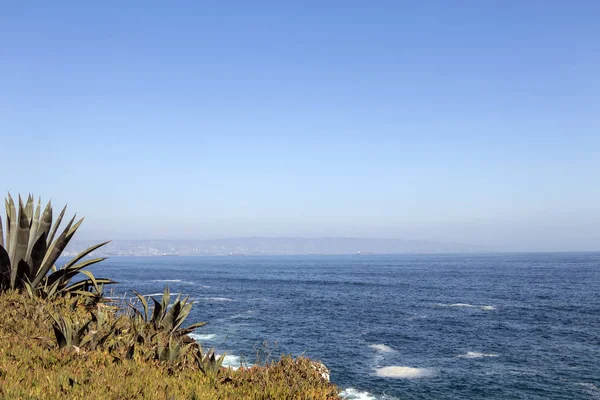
[1,1,599,250]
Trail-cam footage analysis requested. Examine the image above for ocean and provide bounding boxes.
[87,253,600,399]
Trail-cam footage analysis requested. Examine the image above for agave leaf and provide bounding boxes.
[177,321,208,336]
[46,279,62,299]
[11,259,30,290]
[46,257,107,287]
[0,245,10,288]
[133,290,150,322]
[33,215,77,287]
[6,194,17,258]
[46,204,67,247]
[173,302,193,332]
[96,316,121,346]
[37,201,53,244]
[126,343,135,360]
[127,301,145,320]
[62,278,116,293]
[3,199,7,253]
[151,297,163,325]
[23,195,34,225]
[161,286,171,314]
[160,301,181,332]
[0,215,4,249]
[66,217,84,237]
[29,232,47,277]
[23,279,35,299]
[9,198,29,287]
[25,198,41,265]
[79,270,102,293]
[63,241,110,270]
[185,321,208,330]
[69,290,96,297]
[50,314,68,348]
[75,318,93,343]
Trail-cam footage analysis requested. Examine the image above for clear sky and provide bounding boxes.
[1,1,599,251]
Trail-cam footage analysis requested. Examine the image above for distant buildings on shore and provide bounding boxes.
[64,237,474,257]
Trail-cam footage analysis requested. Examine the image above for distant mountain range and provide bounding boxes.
[64,237,476,256]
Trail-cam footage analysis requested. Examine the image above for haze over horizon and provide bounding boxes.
[2,2,599,252]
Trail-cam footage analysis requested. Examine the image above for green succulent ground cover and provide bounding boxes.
[0,291,341,399]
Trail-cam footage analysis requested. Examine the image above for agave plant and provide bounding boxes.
[0,193,114,297]
[50,313,94,349]
[195,346,227,380]
[130,286,207,336]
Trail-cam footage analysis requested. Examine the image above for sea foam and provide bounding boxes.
[221,355,242,370]
[152,279,196,284]
[369,344,395,353]
[437,303,496,311]
[457,351,499,358]
[375,366,433,379]
[339,388,377,400]
[197,297,233,302]
[188,333,216,342]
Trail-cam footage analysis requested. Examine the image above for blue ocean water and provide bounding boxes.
[87,253,600,399]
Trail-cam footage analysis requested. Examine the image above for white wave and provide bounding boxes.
[457,351,499,359]
[449,303,477,308]
[152,279,196,285]
[437,303,496,311]
[369,344,395,353]
[339,388,377,400]
[197,297,233,302]
[188,333,216,342]
[375,366,433,379]
[222,354,240,367]
[143,293,164,297]
[575,382,600,392]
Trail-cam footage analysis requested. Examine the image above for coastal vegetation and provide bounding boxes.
[0,194,340,399]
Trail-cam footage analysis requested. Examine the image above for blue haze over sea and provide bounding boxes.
[87,253,600,399]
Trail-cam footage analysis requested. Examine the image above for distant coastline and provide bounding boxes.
[64,237,476,257]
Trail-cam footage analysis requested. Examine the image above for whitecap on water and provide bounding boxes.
[188,333,216,342]
[152,279,196,284]
[339,388,377,400]
[222,354,240,369]
[197,297,233,302]
[437,303,496,311]
[457,351,499,358]
[368,344,395,353]
[375,366,433,379]
[143,293,165,297]
[575,382,600,392]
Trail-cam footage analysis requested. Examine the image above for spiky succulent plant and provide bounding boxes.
[0,193,114,297]
[130,286,207,336]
